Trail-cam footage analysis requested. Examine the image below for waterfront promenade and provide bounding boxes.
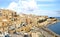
[40,27,60,37]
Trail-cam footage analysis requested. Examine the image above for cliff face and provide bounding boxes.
[0,9,57,34]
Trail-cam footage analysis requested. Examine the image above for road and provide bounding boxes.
[38,27,60,37]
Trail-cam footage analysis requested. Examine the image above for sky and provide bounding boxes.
[0,0,60,17]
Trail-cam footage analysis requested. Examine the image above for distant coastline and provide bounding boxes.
[48,17,60,35]
[43,18,60,37]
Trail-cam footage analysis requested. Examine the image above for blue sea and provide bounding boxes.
[48,17,60,35]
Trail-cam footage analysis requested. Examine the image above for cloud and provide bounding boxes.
[37,0,54,2]
[7,0,60,17]
[56,11,60,15]
[7,0,38,13]
[31,10,60,17]
[7,2,18,10]
[38,4,55,7]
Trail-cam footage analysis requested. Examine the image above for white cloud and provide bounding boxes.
[37,0,54,2]
[7,2,17,10]
[7,0,38,13]
[38,4,55,7]
[7,0,60,17]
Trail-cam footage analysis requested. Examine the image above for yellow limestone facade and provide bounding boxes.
[0,9,57,35]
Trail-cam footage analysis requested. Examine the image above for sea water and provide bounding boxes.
[48,17,60,35]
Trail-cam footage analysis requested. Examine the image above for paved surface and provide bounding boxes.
[10,34,23,37]
[39,27,60,37]
[9,27,60,37]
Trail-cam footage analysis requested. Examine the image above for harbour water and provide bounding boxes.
[48,17,60,35]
